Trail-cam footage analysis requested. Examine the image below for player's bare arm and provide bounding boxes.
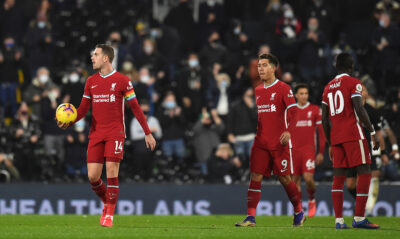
[321,104,332,160]
[280,131,290,146]
[351,96,379,150]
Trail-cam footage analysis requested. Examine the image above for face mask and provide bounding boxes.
[5,42,14,48]
[140,75,150,84]
[271,2,280,11]
[144,45,153,54]
[207,0,216,7]
[69,73,79,83]
[143,110,150,115]
[74,119,85,132]
[164,101,176,109]
[220,80,228,89]
[150,29,159,38]
[110,39,120,45]
[39,74,49,84]
[284,10,294,19]
[379,19,385,28]
[234,27,241,35]
[122,62,133,72]
[189,59,199,68]
[20,111,28,116]
[308,24,318,31]
[37,21,46,29]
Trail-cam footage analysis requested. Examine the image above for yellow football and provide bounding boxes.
[56,103,77,124]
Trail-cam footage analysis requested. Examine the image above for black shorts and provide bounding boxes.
[346,156,380,177]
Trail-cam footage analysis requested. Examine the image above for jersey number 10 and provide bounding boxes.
[327,90,344,116]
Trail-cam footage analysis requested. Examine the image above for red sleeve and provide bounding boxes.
[122,76,151,135]
[127,97,151,135]
[350,78,363,98]
[315,106,326,154]
[73,78,92,124]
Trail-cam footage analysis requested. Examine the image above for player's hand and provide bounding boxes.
[371,134,379,151]
[280,131,290,146]
[328,147,333,161]
[315,153,324,166]
[55,117,72,130]
[145,133,156,151]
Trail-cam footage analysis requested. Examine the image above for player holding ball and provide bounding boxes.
[57,44,156,227]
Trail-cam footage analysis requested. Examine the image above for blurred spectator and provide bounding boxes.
[207,143,242,184]
[275,3,302,65]
[192,108,224,175]
[137,66,159,115]
[108,31,129,71]
[0,0,27,44]
[40,85,65,166]
[198,0,224,47]
[261,0,282,47]
[227,88,257,162]
[302,0,334,39]
[157,91,186,163]
[281,72,294,85]
[199,31,227,69]
[0,35,22,118]
[64,119,88,179]
[149,19,181,82]
[371,12,400,95]
[136,38,168,86]
[207,73,231,124]
[375,0,400,22]
[164,0,195,54]
[297,17,327,83]
[121,60,139,83]
[328,33,358,76]
[130,100,162,181]
[25,11,53,75]
[177,53,208,125]
[61,69,84,107]
[10,102,40,181]
[23,67,57,120]
[224,19,253,72]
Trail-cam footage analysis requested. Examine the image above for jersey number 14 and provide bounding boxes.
[327,90,344,116]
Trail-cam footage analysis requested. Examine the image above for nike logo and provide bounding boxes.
[91,85,98,89]
[115,151,121,154]
[280,168,287,173]
[256,96,260,101]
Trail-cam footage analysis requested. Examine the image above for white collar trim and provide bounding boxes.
[335,73,349,79]
[297,102,310,109]
[264,79,279,90]
[99,69,116,78]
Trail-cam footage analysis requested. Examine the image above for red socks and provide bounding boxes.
[247,181,261,216]
[90,178,106,204]
[332,176,346,218]
[307,187,315,201]
[106,177,119,216]
[355,173,371,217]
[284,181,303,213]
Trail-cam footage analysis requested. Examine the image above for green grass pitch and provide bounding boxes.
[0,215,399,239]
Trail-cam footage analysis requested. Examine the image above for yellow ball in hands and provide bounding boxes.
[56,103,77,124]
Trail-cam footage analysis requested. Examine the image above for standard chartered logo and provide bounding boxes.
[110,94,115,102]
[271,104,276,112]
[258,104,277,113]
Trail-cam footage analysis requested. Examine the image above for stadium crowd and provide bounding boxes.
[1,0,400,183]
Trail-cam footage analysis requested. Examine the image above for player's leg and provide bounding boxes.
[292,175,301,194]
[303,172,316,217]
[331,144,349,229]
[274,149,304,226]
[346,168,357,200]
[87,139,107,204]
[235,144,269,227]
[346,140,379,229]
[101,139,124,227]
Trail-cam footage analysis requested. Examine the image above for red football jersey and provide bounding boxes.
[322,73,365,145]
[82,69,135,140]
[291,103,325,152]
[254,79,297,150]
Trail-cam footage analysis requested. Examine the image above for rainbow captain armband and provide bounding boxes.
[124,89,136,101]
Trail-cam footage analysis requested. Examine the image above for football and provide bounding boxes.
[56,103,77,124]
